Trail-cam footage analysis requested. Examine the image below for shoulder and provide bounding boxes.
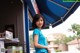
[33,28,40,35]
[33,28,40,32]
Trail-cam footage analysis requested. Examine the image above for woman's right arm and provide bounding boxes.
[34,34,51,53]
[34,34,48,49]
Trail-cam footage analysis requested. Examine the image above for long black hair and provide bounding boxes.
[32,14,45,29]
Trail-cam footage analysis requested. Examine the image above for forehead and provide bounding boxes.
[39,17,43,20]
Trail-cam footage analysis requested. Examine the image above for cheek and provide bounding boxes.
[42,21,44,25]
[36,22,39,26]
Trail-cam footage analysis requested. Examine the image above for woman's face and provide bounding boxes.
[36,17,44,28]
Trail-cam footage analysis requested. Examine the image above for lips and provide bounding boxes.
[39,23,42,26]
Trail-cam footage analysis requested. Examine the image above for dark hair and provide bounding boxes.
[32,14,45,29]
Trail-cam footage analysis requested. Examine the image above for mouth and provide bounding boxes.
[39,24,42,26]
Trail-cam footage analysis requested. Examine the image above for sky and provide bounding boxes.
[29,6,80,37]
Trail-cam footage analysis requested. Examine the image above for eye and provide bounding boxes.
[41,19,43,21]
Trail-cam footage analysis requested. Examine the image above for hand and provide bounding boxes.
[47,48,51,53]
[46,46,51,53]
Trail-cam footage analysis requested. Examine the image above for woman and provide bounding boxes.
[32,14,51,53]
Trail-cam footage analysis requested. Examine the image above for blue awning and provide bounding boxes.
[24,0,80,29]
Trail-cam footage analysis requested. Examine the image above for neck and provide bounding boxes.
[38,27,41,30]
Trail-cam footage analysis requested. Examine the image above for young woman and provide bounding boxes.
[32,14,51,53]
